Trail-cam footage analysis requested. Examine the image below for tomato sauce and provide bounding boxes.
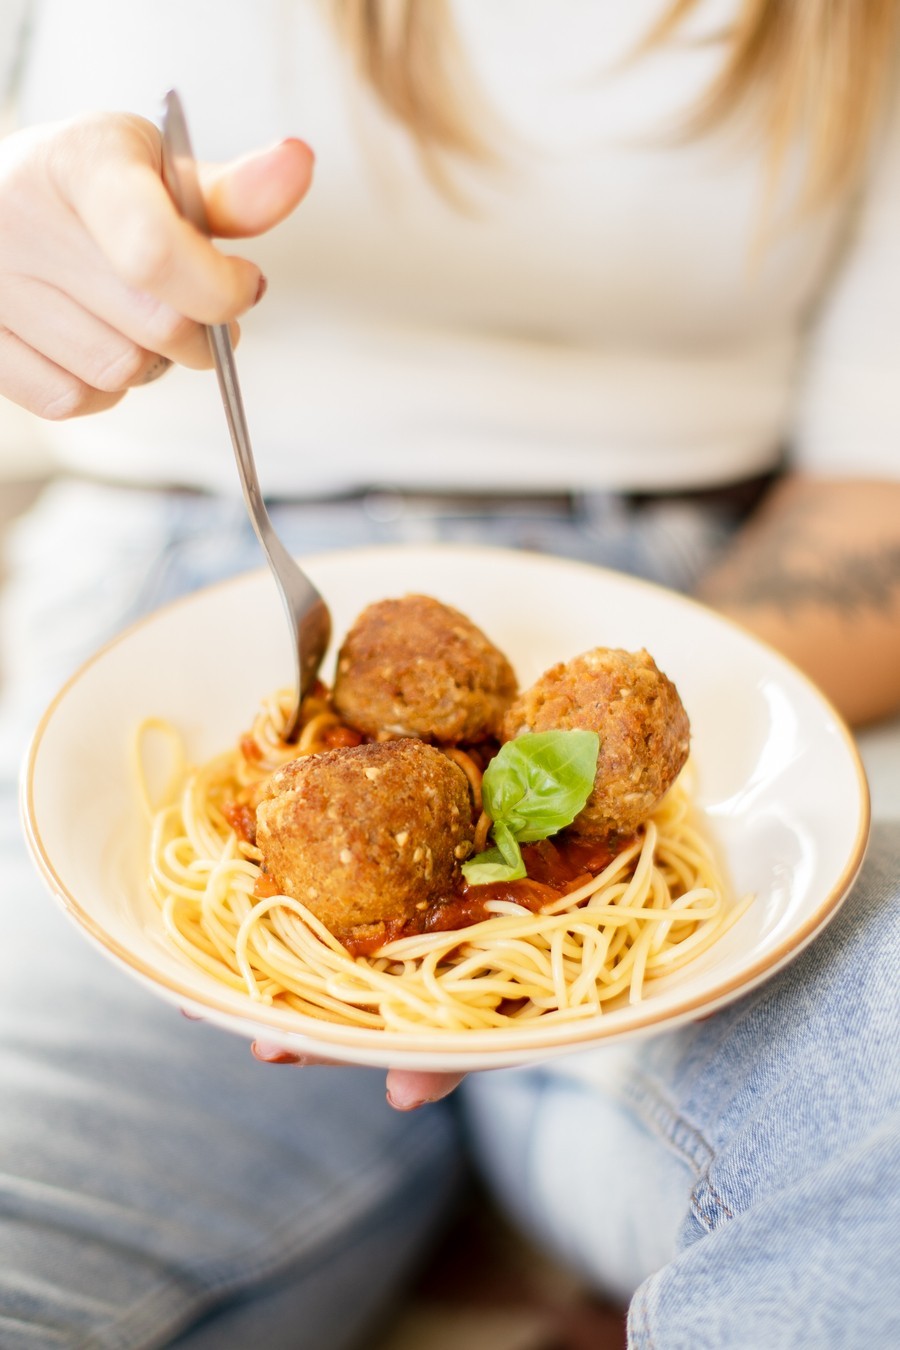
[223,801,257,846]
[340,916,408,958]
[321,725,364,749]
[339,833,627,957]
[253,872,281,899]
[240,735,263,763]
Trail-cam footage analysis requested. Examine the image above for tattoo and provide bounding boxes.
[708,543,900,614]
[701,487,900,616]
[140,356,173,385]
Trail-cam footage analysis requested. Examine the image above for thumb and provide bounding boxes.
[385,1068,468,1110]
[200,137,315,239]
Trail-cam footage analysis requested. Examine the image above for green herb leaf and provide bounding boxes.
[493,820,524,869]
[461,844,527,886]
[461,729,600,887]
[462,820,527,885]
[482,729,600,842]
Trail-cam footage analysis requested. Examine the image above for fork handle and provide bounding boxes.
[207,323,320,682]
[207,324,273,541]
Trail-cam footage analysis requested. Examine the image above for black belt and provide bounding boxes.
[298,470,781,524]
[623,469,780,518]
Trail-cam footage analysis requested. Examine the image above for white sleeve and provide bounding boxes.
[792,79,900,481]
[0,0,30,110]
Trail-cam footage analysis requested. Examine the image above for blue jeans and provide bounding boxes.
[1,481,898,1348]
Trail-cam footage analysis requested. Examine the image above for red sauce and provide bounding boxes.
[337,833,628,957]
[240,735,263,763]
[322,725,364,749]
[253,872,280,899]
[223,801,257,846]
[340,917,407,958]
[517,835,621,888]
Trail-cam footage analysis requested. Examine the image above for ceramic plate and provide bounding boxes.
[21,545,870,1070]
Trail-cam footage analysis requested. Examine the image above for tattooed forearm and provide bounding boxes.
[697,476,900,618]
[701,541,900,615]
[696,475,900,725]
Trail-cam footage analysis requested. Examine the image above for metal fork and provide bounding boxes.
[159,89,330,741]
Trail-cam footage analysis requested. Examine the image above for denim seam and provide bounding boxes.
[690,1176,736,1232]
[616,1069,715,1179]
[615,1070,738,1242]
[76,1112,451,1350]
[620,1074,739,1236]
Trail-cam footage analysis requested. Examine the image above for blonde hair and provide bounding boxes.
[332,0,900,208]
[331,0,497,196]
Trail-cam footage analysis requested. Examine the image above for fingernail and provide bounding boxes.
[256,136,314,162]
[282,136,315,163]
[386,1088,436,1112]
[252,1039,299,1064]
[254,274,268,305]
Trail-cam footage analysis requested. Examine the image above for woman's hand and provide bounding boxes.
[0,111,314,419]
[250,1040,467,1111]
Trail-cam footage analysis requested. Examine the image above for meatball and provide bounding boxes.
[332,594,517,744]
[502,648,690,838]
[255,739,475,938]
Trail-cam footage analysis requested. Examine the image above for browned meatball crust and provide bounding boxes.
[255,739,475,936]
[502,648,690,838]
[332,594,518,744]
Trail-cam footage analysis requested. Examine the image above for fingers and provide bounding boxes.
[249,1040,467,1109]
[0,275,240,415]
[0,112,304,420]
[0,326,125,420]
[77,161,262,326]
[386,1069,468,1111]
[52,272,241,372]
[200,137,315,239]
[251,1041,342,1067]
[54,115,263,325]
[2,275,181,391]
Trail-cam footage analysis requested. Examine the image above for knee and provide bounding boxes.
[635,820,900,1189]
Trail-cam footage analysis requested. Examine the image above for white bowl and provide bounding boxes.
[21,544,870,1071]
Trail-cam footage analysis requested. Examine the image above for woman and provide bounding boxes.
[0,2,898,1345]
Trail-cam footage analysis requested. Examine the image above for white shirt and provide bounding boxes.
[3,0,900,493]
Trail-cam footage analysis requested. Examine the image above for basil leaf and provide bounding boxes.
[482,729,600,843]
[493,820,524,870]
[461,820,526,885]
[461,846,527,886]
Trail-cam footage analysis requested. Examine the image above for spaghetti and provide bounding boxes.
[137,687,750,1034]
